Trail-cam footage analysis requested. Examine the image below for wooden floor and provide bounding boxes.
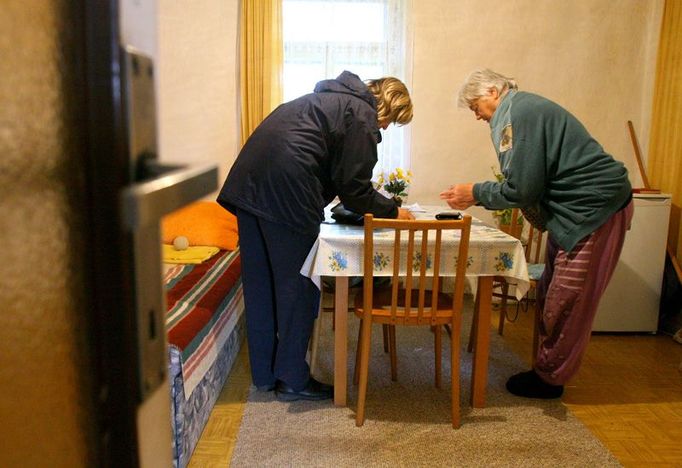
[189,301,682,467]
[501,304,682,467]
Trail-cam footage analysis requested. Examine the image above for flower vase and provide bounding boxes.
[392,196,403,207]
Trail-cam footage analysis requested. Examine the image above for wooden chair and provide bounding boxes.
[309,279,390,377]
[523,218,546,365]
[494,208,525,336]
[353,214,471,428]
[467,209,546,364]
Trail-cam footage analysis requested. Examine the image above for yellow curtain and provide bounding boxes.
[648,0,682,267]
[239,0,283,146]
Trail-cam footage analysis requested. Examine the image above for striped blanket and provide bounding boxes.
[164,249,243,398]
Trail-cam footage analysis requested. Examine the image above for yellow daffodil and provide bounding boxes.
[375,168,412,200]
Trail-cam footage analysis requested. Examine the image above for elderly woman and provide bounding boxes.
[218,71,414,402]
[440,69,633,399]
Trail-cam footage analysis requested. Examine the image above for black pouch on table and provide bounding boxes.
[330,202,364,226]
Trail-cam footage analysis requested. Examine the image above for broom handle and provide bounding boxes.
[668,245,682,284]
[627,121,681,282]
[627,120,651,189]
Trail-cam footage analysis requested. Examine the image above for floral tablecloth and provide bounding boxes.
[301,205,530,300]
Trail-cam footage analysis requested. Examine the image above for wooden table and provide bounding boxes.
[301,205,529,407]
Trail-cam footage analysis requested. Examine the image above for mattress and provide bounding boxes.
[163,249,245,468]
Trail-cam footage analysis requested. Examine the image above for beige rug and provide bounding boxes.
[231,301,620,467]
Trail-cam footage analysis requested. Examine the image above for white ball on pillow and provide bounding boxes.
[173,236,189,250]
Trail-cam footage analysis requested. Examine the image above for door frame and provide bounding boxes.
[83,1,141,465]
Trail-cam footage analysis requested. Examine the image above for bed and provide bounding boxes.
[164,249,245,468]
[161,201,244,468]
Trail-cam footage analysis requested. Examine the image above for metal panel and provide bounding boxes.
[0,1,97,466]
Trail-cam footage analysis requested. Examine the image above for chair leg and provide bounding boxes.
[309,295,325,375]
[467,290,481,353]
[309,310,323,376]
[451,316,462,429]
[497,282,510,336]
[532,304,540,367]
[355,316,373,427]
[353,321,362,385]
[382,324,389,353]
[434,325,442,388]
[389,325,397,381]
[331,291,336,330]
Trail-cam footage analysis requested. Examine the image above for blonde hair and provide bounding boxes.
[457,69,518,108]
[366,77,413,125]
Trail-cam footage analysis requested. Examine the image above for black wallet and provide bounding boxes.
[330,203,364,225]
[435,211,463,220]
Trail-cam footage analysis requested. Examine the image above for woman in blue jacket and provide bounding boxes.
[218,71,413,401]
[441,69,633,400]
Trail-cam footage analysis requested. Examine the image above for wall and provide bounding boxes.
[408,0,663,223]
[154,1,663,221]
[157,0,240,192]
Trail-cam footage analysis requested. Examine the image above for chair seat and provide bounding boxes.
[528,263,545,281]
[353,287,455,325]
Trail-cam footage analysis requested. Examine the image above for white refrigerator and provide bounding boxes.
[592,193,672,332]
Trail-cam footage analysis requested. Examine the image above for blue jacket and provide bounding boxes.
[217,71,398,234]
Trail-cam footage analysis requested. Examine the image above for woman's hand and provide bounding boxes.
[397,207,415,220]
[439,183,476,209]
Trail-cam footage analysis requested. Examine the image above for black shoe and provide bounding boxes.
[506,370,564,399]
[275,377,333,402]
[256,383,275,392]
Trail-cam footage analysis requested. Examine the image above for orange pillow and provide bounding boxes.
[162,201,239,250]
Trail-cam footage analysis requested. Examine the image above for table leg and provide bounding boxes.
[471,276,492,408]
[333,276,349,406]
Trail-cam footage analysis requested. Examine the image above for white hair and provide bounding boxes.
[457,69,518,108]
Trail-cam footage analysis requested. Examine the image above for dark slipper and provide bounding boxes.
[506,370,564,399]
[275,377,333,402]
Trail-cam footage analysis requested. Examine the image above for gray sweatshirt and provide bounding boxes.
[473,90,631,252]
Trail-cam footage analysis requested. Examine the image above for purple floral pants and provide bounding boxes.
[534,201,634,385]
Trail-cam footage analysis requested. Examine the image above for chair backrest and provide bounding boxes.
[508,208,545,265]
[524,220,545,265]
[507,208,524,240]
[362,214,472,324]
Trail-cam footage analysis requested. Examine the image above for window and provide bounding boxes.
[282,0,411,172]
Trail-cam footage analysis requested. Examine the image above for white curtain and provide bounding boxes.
[282,0,412,174]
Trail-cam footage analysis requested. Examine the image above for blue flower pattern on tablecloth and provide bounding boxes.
[454,255,474,269]
[412,252,432,272]
[311,215,528,296]
[494,251,514,271]
[328,251,348,271]
[373,252,390,271]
